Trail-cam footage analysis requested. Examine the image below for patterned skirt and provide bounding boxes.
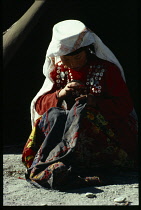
[22,99,138,190]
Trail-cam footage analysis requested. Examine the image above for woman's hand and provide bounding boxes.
[75,93,97,107]
[58,81,84,99]
[75,94,87,101]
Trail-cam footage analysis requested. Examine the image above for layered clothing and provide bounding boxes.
[22,20,138,190]
[22,55,138,190]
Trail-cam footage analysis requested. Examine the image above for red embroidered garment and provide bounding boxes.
[34,55,138,163]
[22,55,138,190]
[35,55,133,120]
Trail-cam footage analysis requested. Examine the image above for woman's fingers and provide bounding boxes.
[75,95,87,101]
[67,82,85,90]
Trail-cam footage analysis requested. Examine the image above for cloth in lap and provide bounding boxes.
[22,99,137,190]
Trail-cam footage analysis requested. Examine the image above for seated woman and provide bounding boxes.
[22,20,138,190]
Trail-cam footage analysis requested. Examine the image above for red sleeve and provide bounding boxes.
[35,65,62,115]
[96,64,133,120]
[35,89,60,115]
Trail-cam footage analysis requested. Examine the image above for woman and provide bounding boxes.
[22,20,138,190]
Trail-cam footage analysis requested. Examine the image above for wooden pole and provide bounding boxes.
[3,0,48,68]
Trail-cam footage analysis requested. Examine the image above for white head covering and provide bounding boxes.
[43,20,125,79]
[30,19,137,127]
[46,20,96,57]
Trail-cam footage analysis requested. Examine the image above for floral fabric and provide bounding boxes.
[22,99,138,190]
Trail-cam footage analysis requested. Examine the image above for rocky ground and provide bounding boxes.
[3,145,139,206]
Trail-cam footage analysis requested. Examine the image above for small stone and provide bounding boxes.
[132,184,139,188]
[40,204,48,206]
[114,196,126,203]
[124,202,129,206]
[85,192,96,198]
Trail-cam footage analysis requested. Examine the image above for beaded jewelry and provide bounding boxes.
[55,61,105,96]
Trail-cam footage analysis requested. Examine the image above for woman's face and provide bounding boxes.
[60,50,87,71]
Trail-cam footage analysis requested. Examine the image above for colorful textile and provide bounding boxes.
[22,99,138,190]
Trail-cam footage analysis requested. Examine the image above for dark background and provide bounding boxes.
[3,0,139,146]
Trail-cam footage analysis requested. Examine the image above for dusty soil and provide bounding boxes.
[3,145,139,206]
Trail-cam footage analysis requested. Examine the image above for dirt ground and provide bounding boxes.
[3,145,139,206]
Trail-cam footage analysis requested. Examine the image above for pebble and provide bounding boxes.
[132,184,139,188]
[85,192,96,198]
[40,204,48,206]
[114,196,126,203]
[115,202,129,206]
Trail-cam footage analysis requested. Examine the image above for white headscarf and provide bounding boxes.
[30,20,136,127]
